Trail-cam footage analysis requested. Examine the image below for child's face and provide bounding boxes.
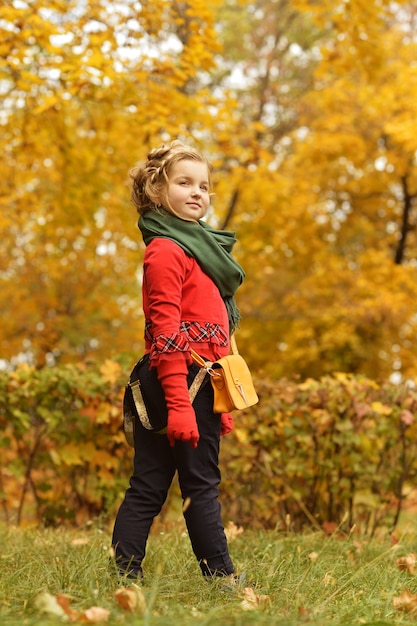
[164,159,210,221]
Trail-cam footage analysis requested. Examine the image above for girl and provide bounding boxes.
[112,139,245,581]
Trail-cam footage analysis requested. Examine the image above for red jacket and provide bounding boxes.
[142,237,230,370]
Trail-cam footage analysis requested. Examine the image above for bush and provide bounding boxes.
[0,360,130,526]
[221,373,417,535]
[1,363,417,534]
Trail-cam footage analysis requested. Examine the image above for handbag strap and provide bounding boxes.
[190,349,211,369]
[190,334,239,368]
[129,361,209,432]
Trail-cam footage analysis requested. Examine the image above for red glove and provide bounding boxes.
[158,360,200,448]
[220,413,234,436]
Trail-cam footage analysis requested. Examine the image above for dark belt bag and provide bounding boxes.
[123,354,208,447]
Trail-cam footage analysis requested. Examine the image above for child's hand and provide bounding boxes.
[167,408,200,448]
[220,412,234,436]
[157,361,200,448]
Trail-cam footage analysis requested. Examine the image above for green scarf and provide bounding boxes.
[139,209,245,333]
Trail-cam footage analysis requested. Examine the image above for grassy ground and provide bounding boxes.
[2,518,417,626]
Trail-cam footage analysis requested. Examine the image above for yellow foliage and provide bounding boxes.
[0,0,232,367]
[370,402,392,416]
[2,0,417,385]
[100,360,121,385]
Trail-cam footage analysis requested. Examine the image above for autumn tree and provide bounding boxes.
[0,0,236,366]
[274,0,417,381]
[213,0,417,382]
[2,0,417,384]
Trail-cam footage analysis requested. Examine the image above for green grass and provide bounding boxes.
[1,519,417,625]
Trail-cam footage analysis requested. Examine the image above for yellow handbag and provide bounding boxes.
[191,336,259,413]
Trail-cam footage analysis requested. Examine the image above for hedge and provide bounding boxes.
[1,362,417,535]
[220,373,417,535]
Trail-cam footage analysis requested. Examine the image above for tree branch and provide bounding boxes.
[220,188,240,230]
[394,175,412,265]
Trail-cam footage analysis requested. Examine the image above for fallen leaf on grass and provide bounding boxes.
[79,606,110,623]
[240,587,271,611]
[298,605,311,616]
[34,591,71,620]
[397,554,417,574]
[70,538,89,547]
[393,588,417,613]
[114,586,146,613]
[34,590,110,622]
[56,594,79,620]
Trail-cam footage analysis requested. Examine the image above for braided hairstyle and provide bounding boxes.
[130,140,213,216]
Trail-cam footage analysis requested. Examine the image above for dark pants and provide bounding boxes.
[112,378,234,578]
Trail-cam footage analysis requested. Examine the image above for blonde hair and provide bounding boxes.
[130,140,213,216]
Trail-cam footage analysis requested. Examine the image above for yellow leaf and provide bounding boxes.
[57,444,84,466]
[370,401,392,416]
[234,428,249,444]
[33,95,59,115]
[100,360,121,385]
[33,591,69,619]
